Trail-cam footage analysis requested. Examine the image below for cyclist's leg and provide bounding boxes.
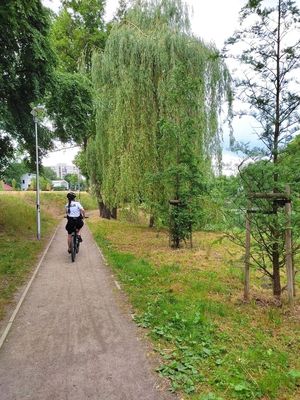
[76,219,84,242]
[66,219,76,252]
[67,234,72,252]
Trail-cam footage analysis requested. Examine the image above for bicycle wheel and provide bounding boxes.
[71,233,76,262]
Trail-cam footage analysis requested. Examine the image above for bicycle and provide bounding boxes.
[70,226,80,262]
[64,216,88,262]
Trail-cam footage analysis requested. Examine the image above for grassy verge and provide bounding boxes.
[0,191,98,321]
[0,194,57,320]
[87,216,300,400]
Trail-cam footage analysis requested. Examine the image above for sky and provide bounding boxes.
[41,0,299,173]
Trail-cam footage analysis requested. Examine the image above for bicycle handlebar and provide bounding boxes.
[64,215,89,218]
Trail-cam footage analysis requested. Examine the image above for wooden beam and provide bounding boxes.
[246,209,275,214]
[285,185,294,305]
[244,209,251,301]
[248,192,290,200]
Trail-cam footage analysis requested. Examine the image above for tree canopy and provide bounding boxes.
[88,0,232,245]
[0,0,56,169]
[50,0,107,73]
[47,0,107,154]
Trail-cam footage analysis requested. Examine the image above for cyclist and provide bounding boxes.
[65,192,85,253]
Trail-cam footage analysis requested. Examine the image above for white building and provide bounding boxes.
[20,173,36,191]
[50,163,79,179]
[51,180,69,190]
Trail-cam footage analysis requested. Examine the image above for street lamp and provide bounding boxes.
[31,105,44,240]
[77,167,80,199]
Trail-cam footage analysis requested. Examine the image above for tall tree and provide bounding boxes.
[89,0,231,246]
[45,71,94,148]
[47,0,107,158]
[50,0,106,73]
[0,0,56,167]
[225,0,300,296]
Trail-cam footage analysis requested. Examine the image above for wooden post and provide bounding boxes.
[285,185,294,304]
[244,209,251,301]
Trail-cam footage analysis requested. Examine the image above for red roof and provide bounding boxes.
[3,183,13,191]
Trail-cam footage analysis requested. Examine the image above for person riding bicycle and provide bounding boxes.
[65,192,85,253]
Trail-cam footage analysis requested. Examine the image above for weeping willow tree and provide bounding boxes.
[88,0,232,246]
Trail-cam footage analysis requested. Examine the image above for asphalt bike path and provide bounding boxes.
[0,221,176,400]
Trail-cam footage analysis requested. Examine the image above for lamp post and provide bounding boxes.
[77,167,80,199]
[31,105,44,240]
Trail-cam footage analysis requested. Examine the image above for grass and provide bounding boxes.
[0,191,98,321]
[87,215,300,400]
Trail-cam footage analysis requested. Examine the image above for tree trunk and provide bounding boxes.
[272,236,281,296]
[149,215,154,228]
[271,2,282,298]
[111,207,117,219]
[102,204,111,219]
[98,200,105,217]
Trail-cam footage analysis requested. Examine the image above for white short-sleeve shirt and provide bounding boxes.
[66,201,84,217]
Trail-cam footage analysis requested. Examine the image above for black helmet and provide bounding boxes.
[67,192,76,200]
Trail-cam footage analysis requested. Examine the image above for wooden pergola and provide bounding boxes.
[244,185,295,304]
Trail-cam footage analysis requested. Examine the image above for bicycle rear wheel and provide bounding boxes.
[71,233,76,262]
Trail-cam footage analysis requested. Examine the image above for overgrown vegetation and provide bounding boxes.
[88,215,300,400]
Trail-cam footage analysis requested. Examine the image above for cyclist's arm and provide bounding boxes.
[79,204,85,218]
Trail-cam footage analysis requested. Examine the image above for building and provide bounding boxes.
[50,163,79,179]
[51,180,69,190]
[0,181,13,191]
[20,173,36,191]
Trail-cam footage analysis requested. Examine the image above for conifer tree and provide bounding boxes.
[225,0,300,296]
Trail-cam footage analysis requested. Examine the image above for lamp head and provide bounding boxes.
[31,104,45,120]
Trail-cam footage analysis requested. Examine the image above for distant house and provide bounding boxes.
[0,181,13,191]
[51,180,69,190]
[20,173,36,190]
[3,183,13,191]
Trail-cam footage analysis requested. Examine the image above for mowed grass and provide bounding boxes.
[0,190,98,216]
[87,215,300,400]
[0,191,98,321]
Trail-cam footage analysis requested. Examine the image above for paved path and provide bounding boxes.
[0,221,176,400]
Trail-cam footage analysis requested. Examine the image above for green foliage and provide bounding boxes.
[74,150,89,181]
[50,0,106,73]
[0,135,14,177]
[0,0,56,165]
[45,71,94,148]
[63,173,86,190]
[41,166,57,180]
[2,161,28,189]
[89,0,232,245]
[30,176,52,191]
[46,0,108,167]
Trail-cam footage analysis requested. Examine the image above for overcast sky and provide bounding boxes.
[42,0,299,172]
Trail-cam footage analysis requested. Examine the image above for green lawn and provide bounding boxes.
[88,215,300,400]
